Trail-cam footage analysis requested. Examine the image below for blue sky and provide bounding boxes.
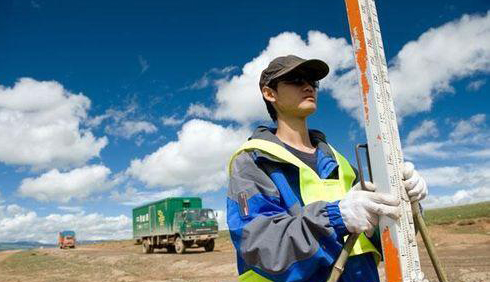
[0,0,489,243]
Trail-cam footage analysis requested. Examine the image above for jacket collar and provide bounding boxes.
[249,126,326,146]
[249,126,334,158]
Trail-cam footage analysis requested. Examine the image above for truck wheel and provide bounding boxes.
[204,239,215,252]
[143,239,154,254]
[175,237,185,254]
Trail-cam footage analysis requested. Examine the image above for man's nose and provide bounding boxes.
[302,82,314,92]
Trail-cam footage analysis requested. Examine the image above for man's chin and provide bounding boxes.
[299,107,316,117]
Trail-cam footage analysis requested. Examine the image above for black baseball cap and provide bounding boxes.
[259,55,329,89]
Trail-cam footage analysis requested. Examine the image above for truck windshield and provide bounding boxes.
[200,209,215,219]
[184,209,215,221]
[184,210,199,221]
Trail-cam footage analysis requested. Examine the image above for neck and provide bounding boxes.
[275,116,315,153]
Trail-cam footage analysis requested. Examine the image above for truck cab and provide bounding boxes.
[173,208,218,252]
[58,230,76,249]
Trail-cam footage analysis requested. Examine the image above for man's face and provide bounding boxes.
[268,74,318,120]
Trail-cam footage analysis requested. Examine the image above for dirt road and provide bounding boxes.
[0,220,488,282]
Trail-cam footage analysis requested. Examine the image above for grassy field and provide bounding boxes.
[0,250,111,282]
[424,201,490,225]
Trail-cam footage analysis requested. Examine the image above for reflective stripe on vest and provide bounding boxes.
[229,139,381,281]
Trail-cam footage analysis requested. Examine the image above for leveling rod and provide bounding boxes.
[328,0,448,281]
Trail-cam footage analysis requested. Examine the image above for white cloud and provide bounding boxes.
[348,125,359,142]
[18,165,115,203]
[404,114,489,160]
[58,206,84,213]
[419,163,490,188]
[6,204,27,216]
[405,120,439,145]
[161,115,185,126]
[138,55,149,74]
[111,186,185,206]
[390,12,490,118]
[184,66,237,90]
[450,113,486,140]
[404,141,449,159]
[420,163,490,208]
[466,79,486,91]
[186,103,214,119]
[106,120,157,139]
[0,205,131,243]
[0,78,108,169]
[127,119,251,193]
[88,99,156,141]
[423,187,490,209]
[466,149,490,158]
[85,113,110,127]
[196,12,490,125]
[162,104,215,127]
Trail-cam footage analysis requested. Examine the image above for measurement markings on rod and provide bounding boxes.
[345,0,423,281]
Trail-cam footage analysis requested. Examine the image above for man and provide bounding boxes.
[227,55,428,282]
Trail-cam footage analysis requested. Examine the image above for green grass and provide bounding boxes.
[216,230,232,246]
[1,251,58,273]
[218,230,231,239]
[0,250,113,281]
[424,201,490,226]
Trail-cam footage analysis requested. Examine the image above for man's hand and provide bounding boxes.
[402,162,428,202]
[339,182,400,236]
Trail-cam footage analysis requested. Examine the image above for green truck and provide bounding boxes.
[132,197,218,254]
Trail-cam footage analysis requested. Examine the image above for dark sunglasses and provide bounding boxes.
[278,76,319,89]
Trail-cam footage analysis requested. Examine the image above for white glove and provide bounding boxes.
[402,162,428,202]
[339,182,401,236]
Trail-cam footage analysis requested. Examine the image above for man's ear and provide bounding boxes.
[262,86,276,103]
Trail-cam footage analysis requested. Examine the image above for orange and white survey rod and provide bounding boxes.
[327,0,448,281]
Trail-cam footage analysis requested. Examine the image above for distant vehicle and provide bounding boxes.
[58,231,76,249]
[133,197,218,254]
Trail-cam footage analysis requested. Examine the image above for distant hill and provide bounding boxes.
[0,241,56,252]
[424,201,490,225]
[77,240,108,245]
[0,239,115,252]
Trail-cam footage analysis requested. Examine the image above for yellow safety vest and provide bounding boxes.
[228,139,381,282]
